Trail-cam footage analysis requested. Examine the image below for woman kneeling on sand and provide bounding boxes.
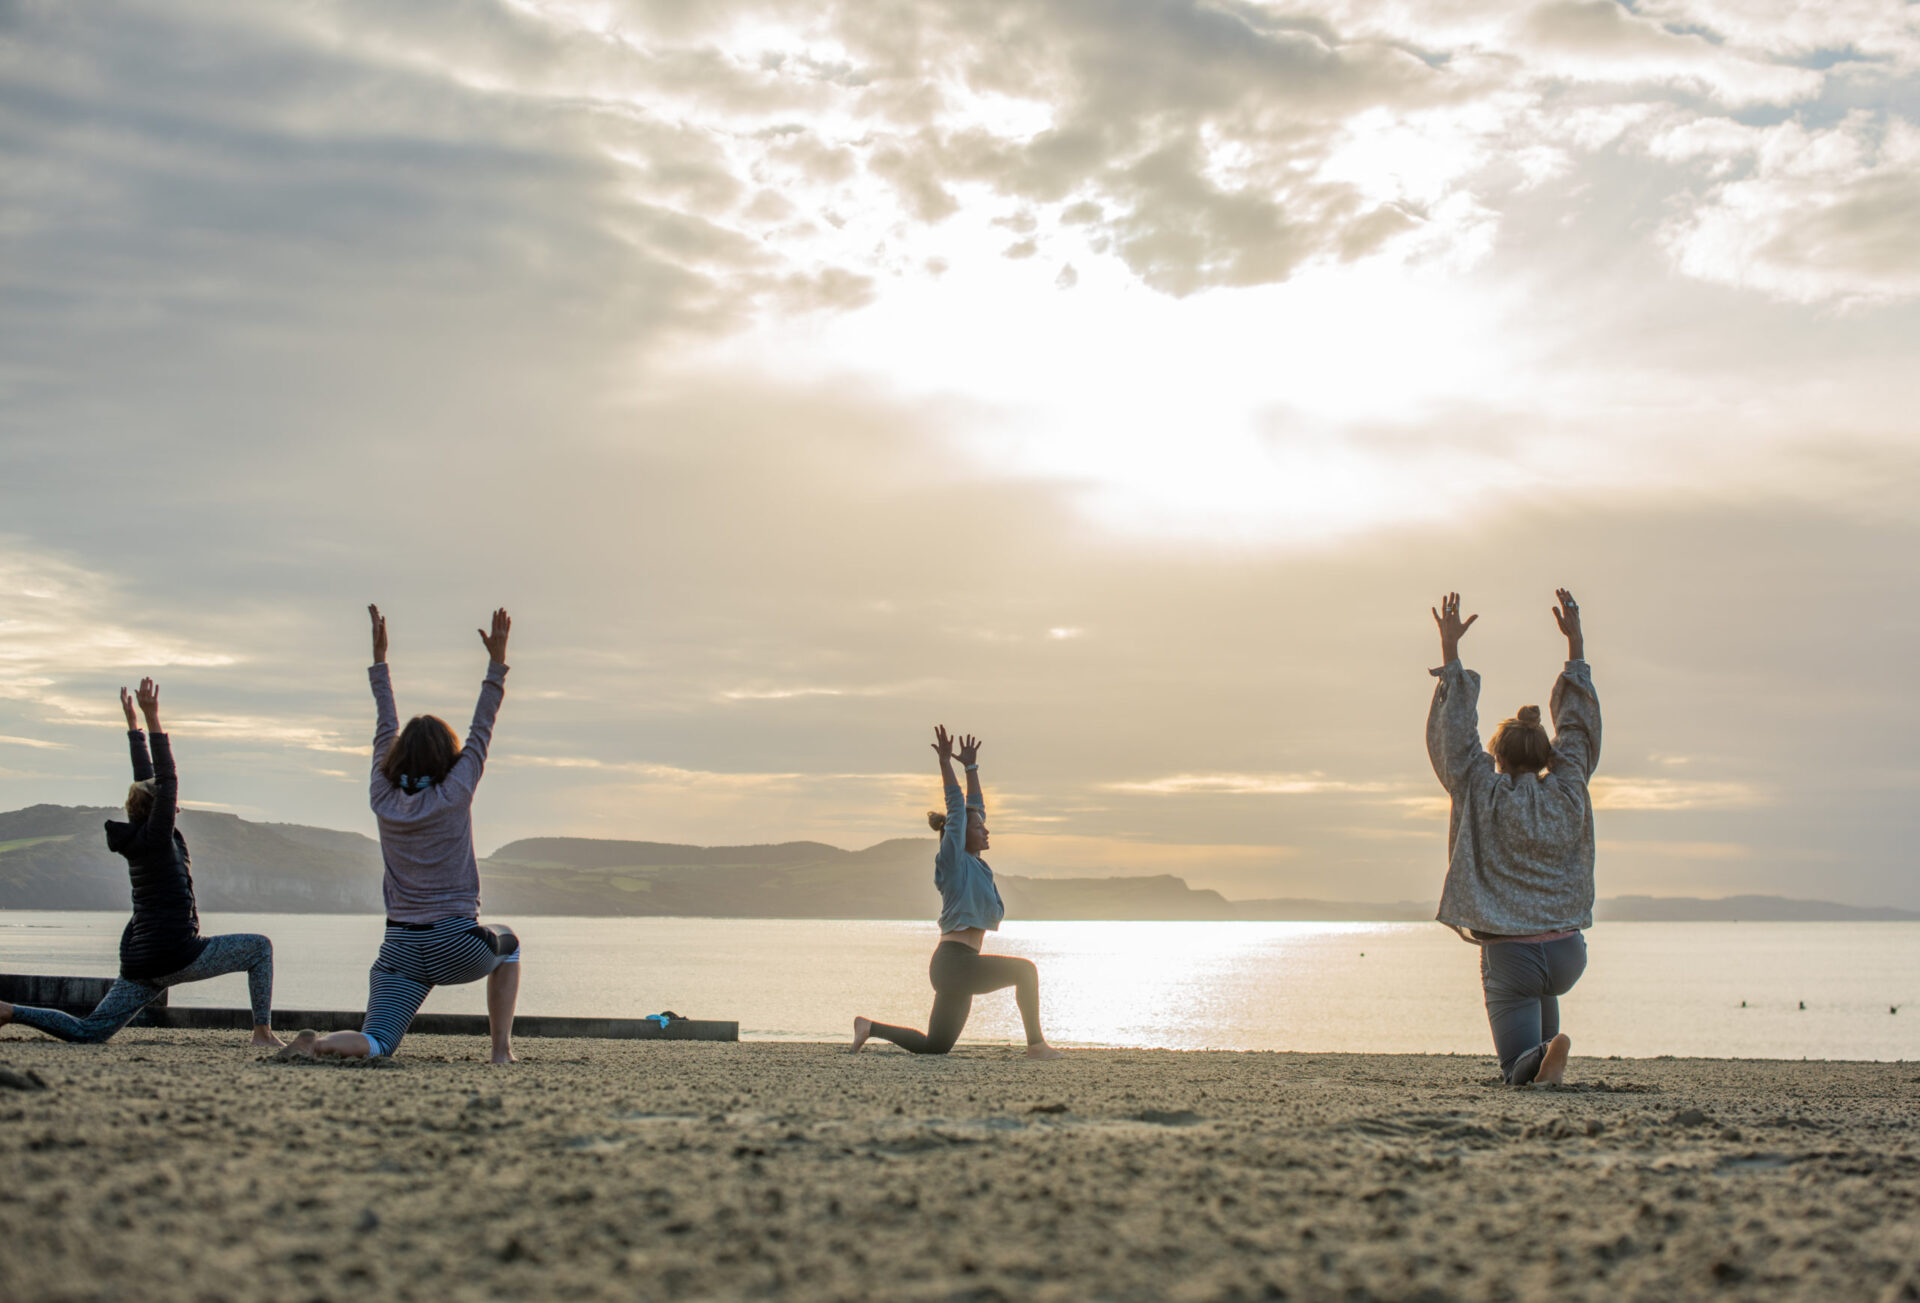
[1428,589,1600,1087]
[1,680,282,1049]
[281,605,521,1066]
[853,727,1064,1059]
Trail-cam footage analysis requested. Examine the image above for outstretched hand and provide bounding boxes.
[119,687,138,730]
[1552,588,1585,659]
[478,608,511,664]
[931,724,957,764]
[1431,592,1477,664]
[955,733,982,767]
[134,677,161,731]
[369,604,388,665]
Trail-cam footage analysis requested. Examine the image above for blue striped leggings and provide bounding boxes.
[361,916,518,1057]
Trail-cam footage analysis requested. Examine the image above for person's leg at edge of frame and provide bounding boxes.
[487,947,520,1066]
[0,978,163,1045]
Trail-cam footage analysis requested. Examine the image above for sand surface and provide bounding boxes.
[2,1032,1917,1302]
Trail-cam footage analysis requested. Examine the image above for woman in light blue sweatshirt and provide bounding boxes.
[281,605,522,1065]
[852,726,1064,1058]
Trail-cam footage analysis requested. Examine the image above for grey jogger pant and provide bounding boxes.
[8,933,275,1043]
[1480,932,1587,1085]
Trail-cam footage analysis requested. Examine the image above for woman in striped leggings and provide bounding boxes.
[281,606,521,1065]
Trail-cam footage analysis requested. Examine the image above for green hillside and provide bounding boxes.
[0,804,384,913]
[4,806,1915,921]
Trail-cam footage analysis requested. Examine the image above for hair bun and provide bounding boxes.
[1516,705,1543,728]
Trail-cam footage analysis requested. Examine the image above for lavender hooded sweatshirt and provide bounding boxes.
[368,661,507,923]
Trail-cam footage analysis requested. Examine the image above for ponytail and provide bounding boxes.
[927,810,947,833]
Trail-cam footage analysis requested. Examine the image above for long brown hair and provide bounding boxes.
[1489,705,1553,776]
[381,715,462,790]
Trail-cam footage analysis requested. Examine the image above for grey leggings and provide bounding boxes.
[1480,932,1587,1084]
[865,940,1044,1054]
[8,933,275,1043]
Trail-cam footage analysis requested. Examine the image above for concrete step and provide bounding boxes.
[0,974,737,1041]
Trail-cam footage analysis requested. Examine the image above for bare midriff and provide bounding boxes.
[940,928,985,951]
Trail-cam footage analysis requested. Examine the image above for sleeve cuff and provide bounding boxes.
[485,661,509,683]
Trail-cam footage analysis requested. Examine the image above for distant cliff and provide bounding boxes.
[3,806,1915,922]
[0,804,384,912]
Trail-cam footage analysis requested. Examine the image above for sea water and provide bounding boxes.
[2,913,1915,1061]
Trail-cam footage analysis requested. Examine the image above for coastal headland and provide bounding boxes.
[2,1034,1915,1301]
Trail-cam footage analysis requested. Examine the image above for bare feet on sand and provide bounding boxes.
[1535,1033,1571,1085]
[1025,1042,1065,1060]
[275,1030,319,1060]
[851,1017,872,1053]
[490,1048,517,1066]
[252,1028,287,1050]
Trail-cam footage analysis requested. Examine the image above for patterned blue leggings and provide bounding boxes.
[8,933,275,1043]
[361,916,519,1057]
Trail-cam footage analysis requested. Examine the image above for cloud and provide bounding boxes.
[1518,1,1821,106]
[1597,839,1750,861]
[1655,113,1920,305]
[0,543,239,720]
[1588,777,1765,812]
[1107,772,1392,796]
[0,735,66,750]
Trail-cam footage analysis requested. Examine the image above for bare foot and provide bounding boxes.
[252,1027,287,1050]
[1024,1042,1065,1060]
[1535,1032,1572,1085]
[275,1029,319,1061]
[489,1048,517,1066]
[851,1017,872,1054]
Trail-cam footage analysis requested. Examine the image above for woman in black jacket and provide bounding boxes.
[0,680,284,1047]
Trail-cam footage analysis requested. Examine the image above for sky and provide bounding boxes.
[3,0,1919,907]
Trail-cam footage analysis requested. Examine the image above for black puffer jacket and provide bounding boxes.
[105,730,207,981]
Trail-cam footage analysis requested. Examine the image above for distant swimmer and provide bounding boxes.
[0,680,283,1049]
[852,726,1064,1059]
[1427,589,1600,1087]
[280,605,521,1066]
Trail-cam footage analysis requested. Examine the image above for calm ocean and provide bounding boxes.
[3,913,1916,1061]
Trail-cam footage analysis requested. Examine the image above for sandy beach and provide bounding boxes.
[2,1032,1917,1302]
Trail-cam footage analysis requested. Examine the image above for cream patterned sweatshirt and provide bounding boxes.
[1426,658,1601,937]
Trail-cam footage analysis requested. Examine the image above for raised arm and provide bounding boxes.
[121,686,153,781]
[1427,593,1491,793]
[440,608,511,800]
[931,725,966,870]
[367,604,400,790]
[1549,589,1600,777]
[955,733,984,815]
[135,679,179,842]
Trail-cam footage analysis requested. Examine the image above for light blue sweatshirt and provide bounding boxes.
[934,780,1004,933]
